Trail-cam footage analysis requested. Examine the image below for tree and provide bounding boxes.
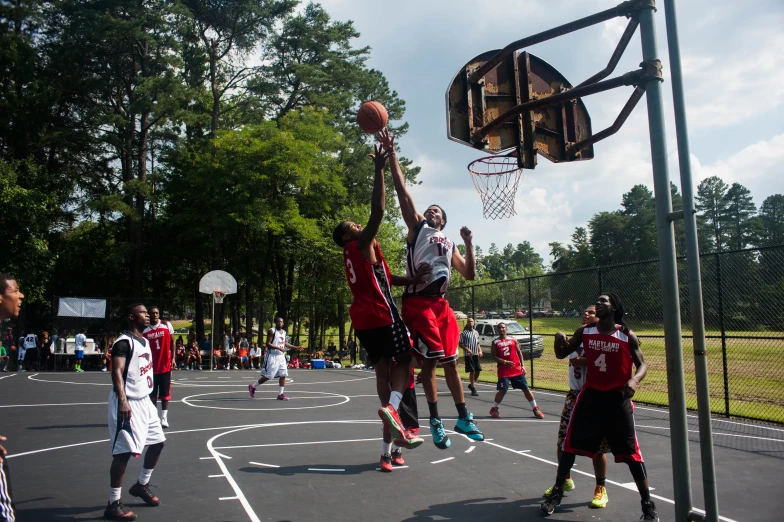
[589,211,629,265]
[696,176,729,252]
[722,182,756,250]
[758,194,784,246]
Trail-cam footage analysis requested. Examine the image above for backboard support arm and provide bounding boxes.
[467,0,648,84]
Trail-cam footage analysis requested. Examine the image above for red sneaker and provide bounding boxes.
[393,428,425,450]
[391,449,405,466]
[533,406,544,419]
[490,406,500,418]
[379,454,393,472]
[277,394,289,401]
[408,427,420,436]
[378,405,405,441]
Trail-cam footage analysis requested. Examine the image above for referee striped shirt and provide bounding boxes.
[459,329,480,356]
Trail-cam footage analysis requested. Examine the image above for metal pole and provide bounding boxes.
[715,253,730,417]
[638,6,694,521]
[662,1,719,519]
[527,278,534,383]
[210,297,215,371]
[471,286,476,319]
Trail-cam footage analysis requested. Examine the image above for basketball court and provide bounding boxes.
[2,368,779,521]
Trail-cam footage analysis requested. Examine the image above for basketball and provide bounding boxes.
[356,101,388,133]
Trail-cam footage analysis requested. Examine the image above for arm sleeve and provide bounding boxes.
[112,340,131,359]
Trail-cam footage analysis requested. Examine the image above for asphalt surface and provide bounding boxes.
[1,368,780,521]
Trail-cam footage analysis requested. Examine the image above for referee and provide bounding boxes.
[459,318,482,396]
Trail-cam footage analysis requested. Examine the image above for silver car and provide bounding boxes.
[473,319,545,359]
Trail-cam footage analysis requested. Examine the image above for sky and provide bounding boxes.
[319,0,784,263]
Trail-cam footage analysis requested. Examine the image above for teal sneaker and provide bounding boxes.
[429,418,451,449]
[454,412,484,441]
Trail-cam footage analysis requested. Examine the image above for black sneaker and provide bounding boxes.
[104,500,137,521]
[641,499,659,521]
[128,481,160,506]
[540,486,563,515]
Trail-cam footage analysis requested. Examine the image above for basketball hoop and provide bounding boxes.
[213,292,225,304]
[467,154,524,219]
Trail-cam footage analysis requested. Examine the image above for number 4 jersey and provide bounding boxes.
[582,324,633,392]
[343,240,400,331]
[143,320,175,374]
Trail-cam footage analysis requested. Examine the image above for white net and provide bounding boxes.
[213,292,225,304]
[467,154,524,220]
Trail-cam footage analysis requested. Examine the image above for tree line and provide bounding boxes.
[1,0,418,345]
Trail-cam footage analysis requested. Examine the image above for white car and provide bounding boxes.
[473,319,545,359]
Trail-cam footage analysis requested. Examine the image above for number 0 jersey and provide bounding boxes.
[112,334,154,399]
[343,239,400,331]
[493,337,522,378]
[143,320,174,374]
[582,324,633,392]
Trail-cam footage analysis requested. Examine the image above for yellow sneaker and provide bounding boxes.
[590,485,608,508]
[544,478,574,496]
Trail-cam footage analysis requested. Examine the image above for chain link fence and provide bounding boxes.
[444,245,784,425]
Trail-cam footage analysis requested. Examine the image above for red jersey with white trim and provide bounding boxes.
[582,324,633,392]
[344,240,400,330]
[143,320,174,374]
[493,337,522,378]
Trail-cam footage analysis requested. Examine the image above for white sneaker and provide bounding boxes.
[102,367,107,372]
[161,418,169,428]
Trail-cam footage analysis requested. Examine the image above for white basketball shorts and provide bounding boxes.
[17,348,25,361]
[260,352,288,380]
[108,390,166,456]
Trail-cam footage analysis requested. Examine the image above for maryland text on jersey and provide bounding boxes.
[586,339,621,353]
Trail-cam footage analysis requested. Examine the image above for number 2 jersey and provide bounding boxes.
[143,320,174,374]
[493,337,522,378]
[343,239,401,331]
[582,324,633,392]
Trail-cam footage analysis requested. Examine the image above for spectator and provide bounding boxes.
[74,327,87,372]
[228,342,239,370]
[347,337,357,366]
[213,346,227,370]
[39,330,52,371]
[2,328,13,370]
[238,341,249,369]
[249,343,261,369]
[0,344,8,372]
[187,341,201,370]
[175,336,186,370]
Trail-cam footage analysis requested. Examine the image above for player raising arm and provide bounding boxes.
[379,129,483,449]
[542,293,657,521]
[332,142,429,469]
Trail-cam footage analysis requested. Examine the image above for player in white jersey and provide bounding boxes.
[248,317,304,401]
[20,331,37,372]
[105,304,166,521]
[379,129,484,449]
[0,273,24,522]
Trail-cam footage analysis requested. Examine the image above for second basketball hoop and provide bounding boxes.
[467,153,524,220]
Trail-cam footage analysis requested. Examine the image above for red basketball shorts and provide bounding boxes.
[402,296,458,363]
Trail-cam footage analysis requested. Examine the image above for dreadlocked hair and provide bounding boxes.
[605,292,626,326]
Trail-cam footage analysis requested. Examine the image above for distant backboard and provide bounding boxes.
[199,270,237,296]
[446,50,594,169]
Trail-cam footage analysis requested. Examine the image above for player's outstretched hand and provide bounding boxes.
[554,331,567,352]
[460,226,473,243]
[0,434,7,456]
[412,262,433,284]
[623,378,639,399]
[368,143,389,171]
[375,128,395,152]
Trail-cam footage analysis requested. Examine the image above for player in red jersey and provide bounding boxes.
[143,306,175,428]
[489,323,545,419]
[332,142,428,469]
[541,293,658,521]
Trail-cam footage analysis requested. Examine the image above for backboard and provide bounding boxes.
[446,50,594,169]
[199,270,237,296]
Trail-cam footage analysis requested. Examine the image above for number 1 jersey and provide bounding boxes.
[143,320,174,374]
[343,240,401,331]
[582,324,633,392]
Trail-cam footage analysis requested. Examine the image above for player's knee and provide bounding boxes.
[627,460,647,482]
